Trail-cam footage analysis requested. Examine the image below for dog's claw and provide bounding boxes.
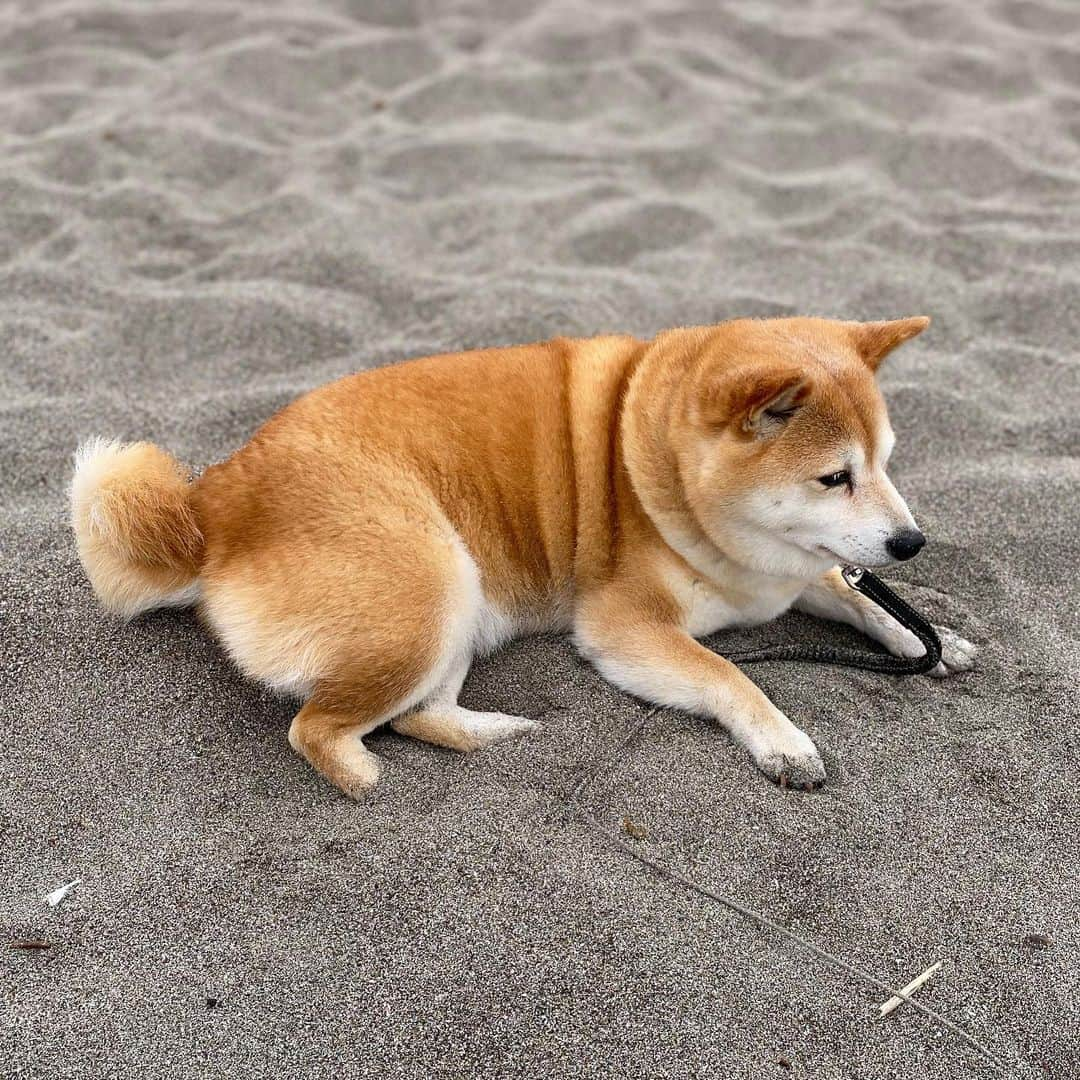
[758,736,826,792]
[773,772,822,793]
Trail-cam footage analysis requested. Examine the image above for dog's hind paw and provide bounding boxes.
[392,707,536,752]
[927,626,978,678]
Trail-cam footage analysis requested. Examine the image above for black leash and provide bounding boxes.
[724,565,942,674]
[566,567,1010,1071]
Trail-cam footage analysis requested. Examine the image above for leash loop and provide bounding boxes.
[722,567,942,675]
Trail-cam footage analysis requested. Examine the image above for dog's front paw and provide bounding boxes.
[926,626,978,678]
[753,725,826,791]
[870,613,977,678]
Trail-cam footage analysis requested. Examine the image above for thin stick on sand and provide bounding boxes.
[879,960,944,1018]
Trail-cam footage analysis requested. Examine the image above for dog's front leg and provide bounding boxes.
[795,567,977,677]
[575,594,825,789]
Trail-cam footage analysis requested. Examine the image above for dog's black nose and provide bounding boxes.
[886,528,926,561]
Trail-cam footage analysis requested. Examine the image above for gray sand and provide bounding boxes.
[2,2,1078,1077]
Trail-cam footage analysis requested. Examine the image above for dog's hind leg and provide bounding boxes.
[286,620,451,799]
[393,707,536,752]
[203,494,493,798]
[283,556,475,798]
[279,520,538,795]
[391,656,536,752]
[288,701,385,799]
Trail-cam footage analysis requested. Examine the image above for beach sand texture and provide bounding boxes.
[2,1,1078,1077]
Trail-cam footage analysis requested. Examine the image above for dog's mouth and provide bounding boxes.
[810,543,897,569]
[813,544,843,562]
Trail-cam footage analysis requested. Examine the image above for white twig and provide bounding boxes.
[45,878,82,908]
[880,960,944,1018]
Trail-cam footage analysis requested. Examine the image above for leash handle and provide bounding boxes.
[725,566,942,676]
[841,566,942,675]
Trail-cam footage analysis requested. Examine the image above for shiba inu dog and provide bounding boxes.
[71,316,976,798]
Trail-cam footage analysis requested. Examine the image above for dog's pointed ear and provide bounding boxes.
[698,366,812,437]
[850,316,930,371]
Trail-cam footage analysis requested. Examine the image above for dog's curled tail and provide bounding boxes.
[70,438,204,618]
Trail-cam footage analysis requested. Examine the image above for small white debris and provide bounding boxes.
[880,960,944,1018]
[45,878,82,908]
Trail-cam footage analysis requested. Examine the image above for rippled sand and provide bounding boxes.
[2,2,1077,1076]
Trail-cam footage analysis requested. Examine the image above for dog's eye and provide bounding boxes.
[818,470,851,489]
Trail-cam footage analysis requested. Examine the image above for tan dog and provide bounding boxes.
[71,317,976,798]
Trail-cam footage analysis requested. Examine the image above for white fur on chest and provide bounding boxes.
[661,559,805,638]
